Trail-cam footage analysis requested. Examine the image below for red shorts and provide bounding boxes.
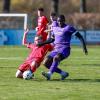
[18,58,43,72]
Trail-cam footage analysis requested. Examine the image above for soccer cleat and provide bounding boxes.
[29,70,34,79]
[30,70,34,78]
[42,71,51,80]
[61,72,69,80]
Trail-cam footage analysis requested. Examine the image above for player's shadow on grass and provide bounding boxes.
[51,78,100,82]
[33,78,100,82]
[82,64,100,67]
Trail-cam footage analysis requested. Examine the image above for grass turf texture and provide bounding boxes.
[0,46,100,100]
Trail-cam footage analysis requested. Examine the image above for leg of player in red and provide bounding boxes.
[16,61,31,78]
[16,60,39,78]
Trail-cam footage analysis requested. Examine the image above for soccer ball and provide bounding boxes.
[23,70,33,80]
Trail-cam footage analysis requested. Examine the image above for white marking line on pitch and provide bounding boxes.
[0,57,24,60]
[69,59,100,61]
[0,47,27,50]
[70,57,100,59]
[69,57,100,61]
[0,57,99,61]
[71,49,100,51]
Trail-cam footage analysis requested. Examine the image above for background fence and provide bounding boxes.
[0,29,100,45]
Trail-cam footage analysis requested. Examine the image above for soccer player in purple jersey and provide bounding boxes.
[39,15,88,80]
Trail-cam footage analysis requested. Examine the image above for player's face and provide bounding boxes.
[34,36,43,44]
[57,18,65,27]
[50,16,57,21]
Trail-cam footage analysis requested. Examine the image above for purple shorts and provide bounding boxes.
[48,46,70,60]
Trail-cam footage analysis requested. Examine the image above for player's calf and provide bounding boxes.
[43,56,53,69]
[30,61,40,72]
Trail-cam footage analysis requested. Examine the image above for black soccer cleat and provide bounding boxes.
[42,71,51,80]
[61,72,69,80]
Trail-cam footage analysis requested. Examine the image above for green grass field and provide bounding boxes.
[0,46,100,100]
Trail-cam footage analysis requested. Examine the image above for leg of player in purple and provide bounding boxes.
[43,51,62,73]
[42,47,70,80]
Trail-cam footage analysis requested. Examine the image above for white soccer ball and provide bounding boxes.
[23,70,33,80]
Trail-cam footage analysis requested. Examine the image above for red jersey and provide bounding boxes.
[37,16,49,41]
[26,43,53,62]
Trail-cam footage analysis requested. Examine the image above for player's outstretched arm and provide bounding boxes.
[22,29,29,46]
[37,37,55,47]
[75,32,88,55]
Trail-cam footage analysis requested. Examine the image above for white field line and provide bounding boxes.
[70,57,100,62]
[1,47,27,50]
[70,57,100,59]
[0,57,24,60]
[71,49,100,51]
[69,57,100,61]
[69,59,100,62]
[0,57,99,61]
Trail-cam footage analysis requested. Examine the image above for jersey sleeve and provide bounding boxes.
[68,25,77,34]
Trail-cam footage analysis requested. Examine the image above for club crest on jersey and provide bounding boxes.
[55,30,63,35]
[56,32,62,34]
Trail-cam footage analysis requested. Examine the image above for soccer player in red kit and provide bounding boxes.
[15,29,53,79]
[36,8,49,41]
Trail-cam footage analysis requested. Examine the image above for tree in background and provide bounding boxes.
[51,0,59,15]
[3,0,11,13]
[80,0,87,13]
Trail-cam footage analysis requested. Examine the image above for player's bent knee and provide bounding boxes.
[53,56,59,61]
[43,57,53,69]
[54,54,63,61]
[31,61,40,68]
[15,70,23,78]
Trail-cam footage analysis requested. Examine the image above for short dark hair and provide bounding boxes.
[38,7,44,12]
[58,15,65,22]
[50,12,57,17]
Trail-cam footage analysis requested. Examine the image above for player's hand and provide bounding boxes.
[84,49,88,55]
[44,29,52,33]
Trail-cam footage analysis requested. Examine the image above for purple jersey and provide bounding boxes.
[48,24,76,59]
[52,24,76,48]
